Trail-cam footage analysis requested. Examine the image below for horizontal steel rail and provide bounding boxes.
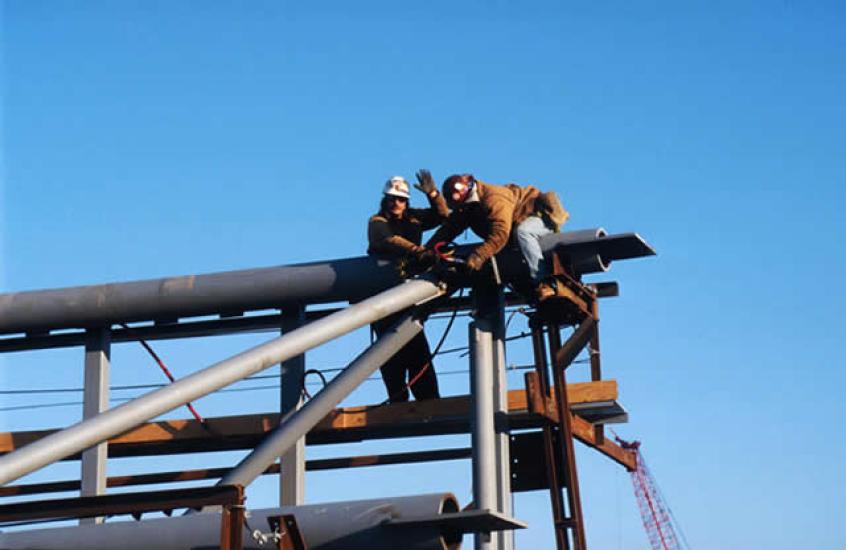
[0,231,653,335]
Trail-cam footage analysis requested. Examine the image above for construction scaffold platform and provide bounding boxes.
[0,229,655,550]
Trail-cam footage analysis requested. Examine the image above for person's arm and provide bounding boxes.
[368,216,425,257]
[465,201,513,271]
[425,211,467,249]
[415,191,450,230]
[413,169,450,229]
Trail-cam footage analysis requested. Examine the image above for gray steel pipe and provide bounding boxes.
[220,312,424,488]
[0,256,398,335]
[469,319,497,550]
[0,229,648,335]
[0,278,445,486]
[0,493,462,550]
[540,227,609,273]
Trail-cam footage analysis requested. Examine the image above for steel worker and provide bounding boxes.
[366,170,449,402]
[426,174,569,301]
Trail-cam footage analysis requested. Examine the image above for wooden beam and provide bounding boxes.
[569,413,636,471]
[0,381,619,458]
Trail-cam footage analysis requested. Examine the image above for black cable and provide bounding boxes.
[1,311,550,413]
[300,368,328,400]
[335,288,465,413]
[0,363,546,413]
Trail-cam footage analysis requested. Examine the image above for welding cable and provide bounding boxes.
[433,241,457,261]
[300,368,328,401]
[505,306,531,332]
[118,323,205,425]
[0,365,553,413]
[435,330,534,358]
[378,287,464,406]
[335,288,465,413]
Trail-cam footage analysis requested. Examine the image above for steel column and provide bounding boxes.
[588,300,604,444]
[490,290,513,550]
[279,305,306,506]
[549,325,588,550]
[80,328,110,525]
[470,316,497,550]
[530,325,569,550]
[219,312,425,488]
[0,278,444,486]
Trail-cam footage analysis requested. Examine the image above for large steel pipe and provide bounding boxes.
[0,230,653,335]
[0,256,398,335]
[0,278,445,486]
[220,312,424,488]
[540,227,609,273]
[0,493,462,550]
[469,318,497,550]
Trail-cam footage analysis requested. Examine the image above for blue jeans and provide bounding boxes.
[514,216,554,282]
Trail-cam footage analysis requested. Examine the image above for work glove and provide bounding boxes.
[446,255,475,277]
[414,169,438,197]
[464,254,483,272]
[416,248,439,270]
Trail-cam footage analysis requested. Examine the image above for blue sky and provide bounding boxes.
[2,1,845,548]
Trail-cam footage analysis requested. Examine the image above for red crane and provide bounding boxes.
[613,433,690,550]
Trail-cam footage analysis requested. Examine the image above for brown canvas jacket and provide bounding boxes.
[367,192,450,258]
[425,180,542,270]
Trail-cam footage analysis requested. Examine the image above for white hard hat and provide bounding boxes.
[383,176,411,199]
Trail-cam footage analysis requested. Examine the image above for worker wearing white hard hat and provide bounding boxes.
[367,169,449,402]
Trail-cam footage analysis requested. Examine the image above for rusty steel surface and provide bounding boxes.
[267,515,308,550]
[530,324,569,550]
[588,300,605,445]
[0,484,244,524]
[0,382,622,458]
[0,431,639,500]
[549,325,587,550]
[221,500,245,550]
[553,318,597,371]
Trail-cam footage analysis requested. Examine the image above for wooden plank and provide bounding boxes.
[0,381,619,457]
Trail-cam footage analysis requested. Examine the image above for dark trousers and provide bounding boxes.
[372,311,440,403]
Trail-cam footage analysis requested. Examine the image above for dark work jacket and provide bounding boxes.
[367,192,449,258]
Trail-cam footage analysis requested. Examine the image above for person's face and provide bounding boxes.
[448,181,471,207]
[386,195,408,218]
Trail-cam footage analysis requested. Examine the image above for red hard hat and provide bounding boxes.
[442,174,476,206]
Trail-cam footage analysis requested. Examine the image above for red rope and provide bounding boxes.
[120,324,205,424]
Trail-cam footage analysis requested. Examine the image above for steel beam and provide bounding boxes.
[219,312,424,488]
[0,382,624,460]
[0,485,245,525]
[0,293,532,354]
[279,305,305,506]
[80,328,110,525]
[0,231,654,335]
[0,278,444,486]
